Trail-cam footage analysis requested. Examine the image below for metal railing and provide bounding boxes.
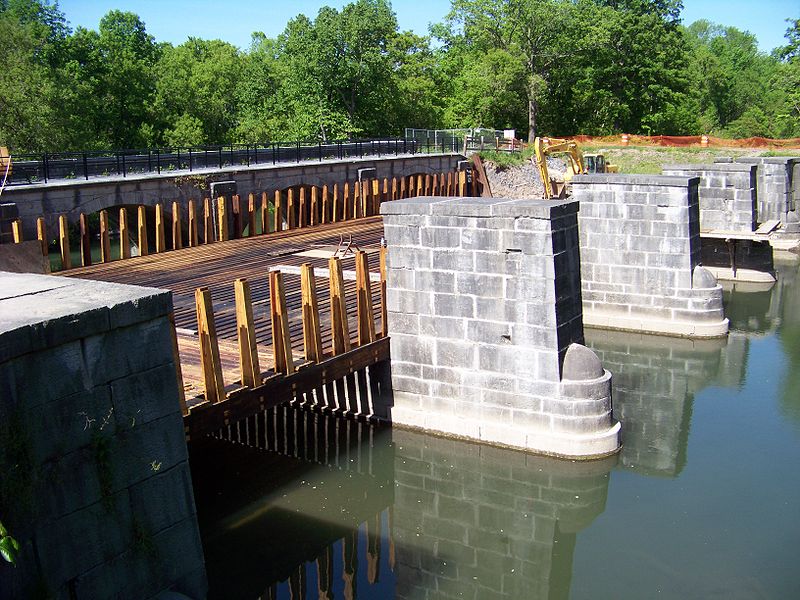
[4,137,463,186]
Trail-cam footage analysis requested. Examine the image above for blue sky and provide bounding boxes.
[58,0,798,53]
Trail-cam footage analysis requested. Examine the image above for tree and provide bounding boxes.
[153,38,243,145]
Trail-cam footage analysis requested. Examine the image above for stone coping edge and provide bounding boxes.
[380,195,579,218]
[572,174,701,187]
[0,271,172,362]
[662,163,756,172]
[583,309,729,339]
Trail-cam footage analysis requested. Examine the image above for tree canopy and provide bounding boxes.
[0,0,798,153]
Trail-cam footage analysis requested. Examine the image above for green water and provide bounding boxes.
[190,262,800,599]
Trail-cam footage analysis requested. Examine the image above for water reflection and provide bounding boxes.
[190,262,800,599]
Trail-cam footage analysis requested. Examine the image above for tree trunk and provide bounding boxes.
[528,96,537,142]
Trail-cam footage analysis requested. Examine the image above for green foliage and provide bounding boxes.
[0,0,798,154]
[0,520,21,565]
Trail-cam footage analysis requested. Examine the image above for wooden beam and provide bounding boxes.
[168,311,188,417]
[119,208,130,259]
[342,182,350,221]
[79,213,91,267]
[287,188,296,230]
[321,185,330,224]
[172,201,183,250]
[269,270,295,375]
[11,219,22,243]
[99,210,111,262]
[380,245,388,338]
[234,278,261,388]
[274,189,283,232]
[300,263,324,363]
[155,203,166,253]
[59,214,71,270]
[247,193,257,237]
[217,196,228,241]
[232,194,242,239]
[328,256,352,354]
[332,183,340,223]
[355,250,376,344]
[299,187,307,228]
[203,197,213,244]
[36,217,47,257]
[188,200,198,247]
[183,337,389,440]
[261,191,269,234]
[138,205,149,256]
[195,286,225,404]
[310,186,319,227]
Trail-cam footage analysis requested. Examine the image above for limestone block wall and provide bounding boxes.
[381,196,620,458]
[0,273,206,599]
[661,163,757,232]
[572,174,728,338]
[716,156,800,229]
[391,429,614,600]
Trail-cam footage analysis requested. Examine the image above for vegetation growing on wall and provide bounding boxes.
[0,0,798,153]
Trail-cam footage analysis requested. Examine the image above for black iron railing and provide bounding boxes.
[4,137,463,186]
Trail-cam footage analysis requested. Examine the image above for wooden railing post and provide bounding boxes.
[321,185,330,224]
[217,196,228,241]
[99,210,111,262]
[232,194,242,239]
[328,257,351,354]
[188,200,198,247]
[59,214,71,270]
[458,170,467,196]
[299,187,307,228]
[79,213,91,267]
[355,251,377,344]
[172,201,183,250]
[203,197,213,244]
[273,190,282,232]
[269,270,295,375]
[195,287,225,403]
[380,245,388,338]
[391,176,398,201]
[119,208,130,259]
[138,205,149,256]
[447,171,453,196]
[11,219,22,243]
[155,203,166,253]
[168,311,188,416]
[310,186,318,227]
[234,278,261,388]
[300,264,323,363]
[342,182,350,221]
[260,191,269,234]
[287,188,296,230]
[247,193,256,237]
[36,217,47,257]
[332,183,340,223]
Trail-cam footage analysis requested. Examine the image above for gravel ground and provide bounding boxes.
[484,157,567,198]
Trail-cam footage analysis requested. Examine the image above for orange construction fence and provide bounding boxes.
[572,134,800,149]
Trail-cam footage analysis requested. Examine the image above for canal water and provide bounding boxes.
[190,262,800,599]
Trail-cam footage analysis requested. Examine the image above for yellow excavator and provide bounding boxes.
[533,137,618,199]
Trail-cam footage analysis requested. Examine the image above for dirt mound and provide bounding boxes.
[483,157,567,198]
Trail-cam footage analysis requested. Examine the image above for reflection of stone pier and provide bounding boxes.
[391,429,615,600]
[586,330,726,477]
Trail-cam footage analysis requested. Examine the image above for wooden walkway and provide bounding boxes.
[61,217,389,436]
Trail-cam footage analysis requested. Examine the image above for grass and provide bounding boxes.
[579,144,800,174]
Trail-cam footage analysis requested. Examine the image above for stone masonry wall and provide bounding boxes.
[391,428,615,600]
[661,163,757,232]
[715,156,800,228]
[0,273,206,600]
[381,196,620,458]
[572,174,728,338]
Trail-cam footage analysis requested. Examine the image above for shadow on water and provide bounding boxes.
[190,262,800,599]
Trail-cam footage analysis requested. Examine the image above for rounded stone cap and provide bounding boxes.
[692,265,717,289]
[562,343,604,381]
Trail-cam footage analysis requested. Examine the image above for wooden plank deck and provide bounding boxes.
[61,217,387,404]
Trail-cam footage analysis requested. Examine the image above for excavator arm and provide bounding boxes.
[532,137,585,199]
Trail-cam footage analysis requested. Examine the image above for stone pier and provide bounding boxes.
[381,196,620,459]
[0,273,206,599]
[661,163,757,232]
[572,174,729,338]
[715,156,800,232]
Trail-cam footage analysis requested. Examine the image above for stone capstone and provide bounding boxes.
[562,343,604,381]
